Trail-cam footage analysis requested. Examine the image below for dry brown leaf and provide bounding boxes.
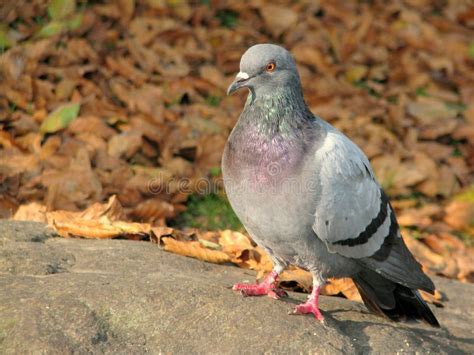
[42,148,102,211]
[117,0,135,24]
[150,226,175,240]
[42,195,149,239]
[68,115,116,139]
[420,289,444,307]
[129,198,176,223]
[236,249,269,276]
[390,199,418,210]
[444,201,474,232]
[416,142,454,161]
[423,233,465,256]
[107,131,142,159]
[260,5,298,38]
[398,211,432,229]
[106,56,147,85]
[418,120,459,140]
[109,79,164,117]
[47,213,150,239]
[79,195,126,221]
[153,43,190,77]
[0,47,26,82]
[397,204,442,228]
[402,234,446,272]
[12,202,47,223]
[322,278,362,303]
[393,161,428,189]
[0,195,19,219]
[218,230,254,256]
[465,104,474,124]
[407,97,457,121]
[417,164,459,197]
[292,45,334,74]
[216,229,274,274]
[457,251,474,282]
[0,151,39,178]
[199,65,227,89]
[160,237,230,264]
[279,268,313,292]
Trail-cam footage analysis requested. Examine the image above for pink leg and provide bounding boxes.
[232,270,287,300]
[291,286,324,321]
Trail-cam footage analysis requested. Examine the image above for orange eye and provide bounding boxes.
[266,62,276,72]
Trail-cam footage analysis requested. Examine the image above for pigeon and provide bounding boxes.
[222,43,440,327]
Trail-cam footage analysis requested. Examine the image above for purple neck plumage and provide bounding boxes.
[226,87,317,187]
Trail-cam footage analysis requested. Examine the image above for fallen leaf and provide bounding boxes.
[403,234,446,272]
[260,5,298,37]
[444,201,474,232]
[107,131,142,159]
[40,103,80,134]
[42,148,102,211]
[420,289,444,307]
[48,213,150,239]
[345,65,368,83]
[13,202,47,223]
[322,278,362,303]
[0,195,19,219]
[218,229,254,255]
[128,198,176,223]
[79,195,127,221]
[160,237,230,264]
[279,268,313,292]
[423,233,465,255]
[407,97,458,124]
[36,21,66,38]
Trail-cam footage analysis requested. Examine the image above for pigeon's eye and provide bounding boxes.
[266,62,276,72]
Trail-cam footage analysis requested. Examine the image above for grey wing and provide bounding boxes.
[312,130,392,259]
[312,130,434,292]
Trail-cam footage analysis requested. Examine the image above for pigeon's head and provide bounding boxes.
[227,44,301,97]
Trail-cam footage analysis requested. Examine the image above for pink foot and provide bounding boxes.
[233,271,287,300]
[291,286,325,321]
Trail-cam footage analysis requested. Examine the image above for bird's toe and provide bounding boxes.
[232,282,266,296]
[232,282,287,299]
[291,302,325,322]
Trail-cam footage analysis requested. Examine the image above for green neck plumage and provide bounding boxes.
[243,86,314,139]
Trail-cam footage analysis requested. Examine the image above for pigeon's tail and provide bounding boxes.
[353,270,440,327]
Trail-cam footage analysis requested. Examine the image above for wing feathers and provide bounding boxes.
[313,130,392,258]
[333,191,389,247]
[312,126,436,299]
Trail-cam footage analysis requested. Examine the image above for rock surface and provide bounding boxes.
[0,221,473,354]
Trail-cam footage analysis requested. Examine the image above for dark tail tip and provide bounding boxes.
[354,278,440,327]
[390,285,440,327]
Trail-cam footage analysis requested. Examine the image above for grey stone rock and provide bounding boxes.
[0,221,473,354]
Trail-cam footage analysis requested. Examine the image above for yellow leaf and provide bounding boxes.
[48,0,76,20]
[40,103,80,134]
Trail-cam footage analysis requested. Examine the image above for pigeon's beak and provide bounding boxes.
[227,71,250,95]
